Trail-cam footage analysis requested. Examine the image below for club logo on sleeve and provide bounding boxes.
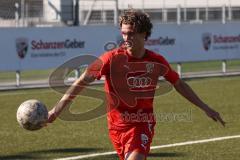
[16,37,29,59]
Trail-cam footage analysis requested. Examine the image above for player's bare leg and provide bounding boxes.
[125,151,146,160]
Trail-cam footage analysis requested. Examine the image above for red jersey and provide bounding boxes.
[91,47,179,130]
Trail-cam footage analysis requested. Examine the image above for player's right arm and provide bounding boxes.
[47,68,98,123]
[48,51,111,123]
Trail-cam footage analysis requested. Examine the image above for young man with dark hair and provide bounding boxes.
[48,9,225,160]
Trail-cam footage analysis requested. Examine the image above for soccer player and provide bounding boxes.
[48,9,225,160]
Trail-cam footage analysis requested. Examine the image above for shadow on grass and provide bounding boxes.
[0,147,101,160]
[85,152,185,160]
[0,148,185,160]
[149,152,185,157]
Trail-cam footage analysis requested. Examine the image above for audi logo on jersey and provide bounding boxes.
[127,76,152,88]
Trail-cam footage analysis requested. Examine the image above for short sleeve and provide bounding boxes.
[155,54,180,84]
[87,52,111,80]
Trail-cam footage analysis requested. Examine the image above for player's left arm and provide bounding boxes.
[173,79,226,126]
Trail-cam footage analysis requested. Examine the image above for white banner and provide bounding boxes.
[145,23,240,62]
[0,23,240,71]
[0,26,119,71]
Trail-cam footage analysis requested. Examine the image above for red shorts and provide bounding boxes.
[109,123,155,160]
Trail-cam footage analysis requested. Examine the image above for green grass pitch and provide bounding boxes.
[0,76,240,160]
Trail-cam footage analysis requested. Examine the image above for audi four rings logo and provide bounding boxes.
[127,77,152,88]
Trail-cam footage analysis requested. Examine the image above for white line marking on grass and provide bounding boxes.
[54,135,240,160]
[150,134,240,149]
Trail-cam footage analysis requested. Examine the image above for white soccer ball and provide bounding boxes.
[16,99,48,131]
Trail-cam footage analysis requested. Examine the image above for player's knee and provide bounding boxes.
[125,151,146,160]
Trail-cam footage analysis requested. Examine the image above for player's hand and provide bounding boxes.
[47,108,58,123]
[203,106,226,127]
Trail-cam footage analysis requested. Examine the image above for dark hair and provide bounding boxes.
[119,9,153,40]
